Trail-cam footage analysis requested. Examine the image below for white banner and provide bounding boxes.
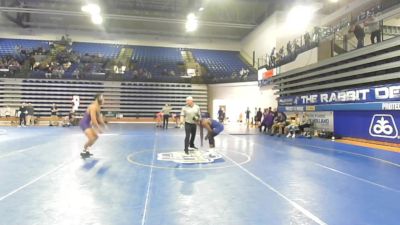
[286,111,334,132]
[307,111,334,132]
[258,68,266,81]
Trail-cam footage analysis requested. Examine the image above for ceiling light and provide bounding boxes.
[285,5,317,33]
[187,13,196,20]
[81,3,101,14]
[186,20,198,32]
[199,7,204,11]
[91,14,103,25]
[186,13,198,32]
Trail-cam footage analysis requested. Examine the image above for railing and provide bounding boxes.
[271,35,400,96]
[260,2,400,71]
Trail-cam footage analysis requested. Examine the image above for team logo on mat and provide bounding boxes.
[157,150,222,164]
[369,114,399,139]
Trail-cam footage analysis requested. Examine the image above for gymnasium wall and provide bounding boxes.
[279,48,319,73]
[240,12,279,62]
[241,11,322,72]
[207,82,277,121]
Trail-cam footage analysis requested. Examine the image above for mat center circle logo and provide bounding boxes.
[157,150,222,164]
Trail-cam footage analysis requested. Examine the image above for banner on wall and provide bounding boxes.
[286,111,334,132]
[278,101,400,112]
[258,68,276,87]
[279,83,400,106]
[307,111,334,132]
[334,111,400,144]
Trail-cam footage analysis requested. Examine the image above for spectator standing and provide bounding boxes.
[350,22,365,49]
[161,104,172,129]
[245,107,251,125]
[304,32,311,48]
[26,103,35,126]
[260,109,275,133]
[19,102,27,127]
[50,103,59,126]
[217,107,225,123]
[255,108,262,127]
[365,13,381,44]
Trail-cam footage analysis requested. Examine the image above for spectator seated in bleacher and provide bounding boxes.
[0,56,22,77]
[3,39,258,83]
[0,105,13,118]
[271,112,287,136]
[72,69,80,79]
[62,111,76,127]
[113,61,126,74]
[51,64,65,79]
[299,113,312,137]
[239,67,249,79]
[285,114,300,138]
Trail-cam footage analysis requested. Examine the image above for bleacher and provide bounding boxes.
[131,46,183,75]
[191,49,252,78]
[72,42,121,58]
[0,38,49,57]
[0,78,208,118]
[0,38,257,83]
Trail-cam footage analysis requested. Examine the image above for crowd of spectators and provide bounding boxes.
[265,28,319,70]
[1,36,250,83]
[0,56,22,76]
[244,107,312,138]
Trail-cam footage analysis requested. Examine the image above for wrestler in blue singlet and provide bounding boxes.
[206,119,224,148]
[79,111,91,131]
[210,119,224,135]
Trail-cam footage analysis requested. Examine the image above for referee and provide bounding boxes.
[180,96,201,154]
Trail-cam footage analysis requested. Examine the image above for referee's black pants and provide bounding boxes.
[184,122,196,151]
[163,114,170,129]
[19,112,26,126]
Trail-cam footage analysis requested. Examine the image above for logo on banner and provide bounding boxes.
[369,114,399,139]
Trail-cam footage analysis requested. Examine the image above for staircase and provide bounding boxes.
[117,48,133,66]
[333,33,358,55]
[114,47,133,73]
[239,53,256,74]
[181,49,202,76]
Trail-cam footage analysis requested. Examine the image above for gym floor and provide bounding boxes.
[0,124,399,225]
